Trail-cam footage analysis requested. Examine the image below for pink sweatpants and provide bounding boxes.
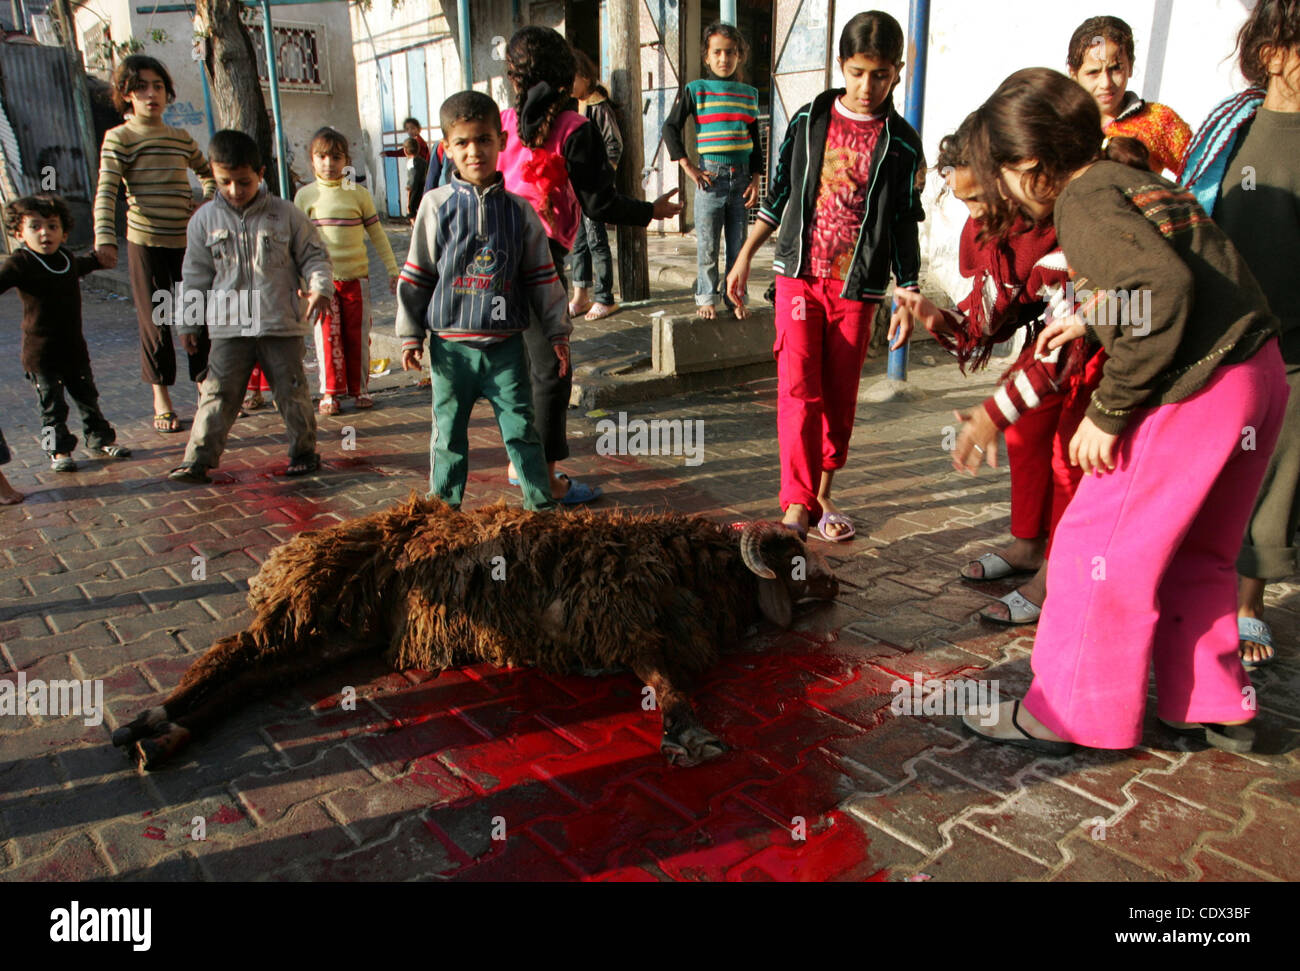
[774,276,877,520]
[1024,340,1288,748]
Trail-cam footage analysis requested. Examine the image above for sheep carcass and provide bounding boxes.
[111,496,838,769]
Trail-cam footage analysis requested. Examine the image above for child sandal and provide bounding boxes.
[1238,617,1274,669]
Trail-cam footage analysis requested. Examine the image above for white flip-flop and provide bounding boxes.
[979,590,1042,626]
[961,552,1036,582]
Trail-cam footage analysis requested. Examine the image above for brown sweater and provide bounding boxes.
[0,247,101,374]
[1054,161,1278,434]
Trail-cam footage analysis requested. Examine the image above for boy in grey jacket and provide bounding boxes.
[397,91,570,511]
[170,130,333,482]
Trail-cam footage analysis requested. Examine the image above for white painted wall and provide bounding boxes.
[350,1,473,215]
[826,0,1256,299]
[831,0,1254,161]
[77,0,362,196]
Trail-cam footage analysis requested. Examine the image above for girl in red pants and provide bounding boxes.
[294,127,399,415]
[956,68,1285,755]
[727,11,923,541]
[897,119,1133,625]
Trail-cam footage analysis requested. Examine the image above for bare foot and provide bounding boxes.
[697,304,717,320]
[0,474,23,504]
[782,502,810,537]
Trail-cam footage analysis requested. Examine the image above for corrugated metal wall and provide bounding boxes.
[0,42,94,248]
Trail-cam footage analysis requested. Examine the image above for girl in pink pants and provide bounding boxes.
[957,68,1286,755]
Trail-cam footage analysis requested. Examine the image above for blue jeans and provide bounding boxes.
[568,216,615,305]
[694,160,750,308]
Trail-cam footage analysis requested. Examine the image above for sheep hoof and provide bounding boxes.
[111,707,167,748]
[133,724,192,771]
[662,724,727,767]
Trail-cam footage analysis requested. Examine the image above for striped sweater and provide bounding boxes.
[94,117,216,249]
[662,78,764,173]
[293,178,399,282]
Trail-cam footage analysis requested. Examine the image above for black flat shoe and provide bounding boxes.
[963,699,1075,756]
[1159,718,1255,754]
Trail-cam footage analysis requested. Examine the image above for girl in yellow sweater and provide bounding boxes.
[294,127,399,414]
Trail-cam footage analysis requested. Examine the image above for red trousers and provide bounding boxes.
[1002,348,1105,549]
[247,366,270,393]
[774,276,877,519]
[313,279,371,397]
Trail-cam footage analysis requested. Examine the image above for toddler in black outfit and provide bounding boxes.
[0,194,130,472]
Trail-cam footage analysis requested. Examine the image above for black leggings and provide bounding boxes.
[522,237,572,463]
[27,365,116,455]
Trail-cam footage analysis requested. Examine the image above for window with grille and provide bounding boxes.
[747,116,771,224]
[238,9,330,94]
[82,23,111,74]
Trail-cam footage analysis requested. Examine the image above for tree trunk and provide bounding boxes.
[607,0,649,302]
[195,0,279,196]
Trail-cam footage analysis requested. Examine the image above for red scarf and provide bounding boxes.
[945,218,1063,374]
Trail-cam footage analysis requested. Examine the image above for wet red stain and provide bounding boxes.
[143,826,166,840]
[210,805,244,824]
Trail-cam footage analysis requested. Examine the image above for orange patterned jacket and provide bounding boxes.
[1104,93,1192,176]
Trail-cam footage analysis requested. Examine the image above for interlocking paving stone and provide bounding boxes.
[2,278,1296,881]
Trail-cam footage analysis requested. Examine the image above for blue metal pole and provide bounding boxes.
[458,0,473,90]
[198,61,216,139]
[887,0,930,383]
[720,0,736,25]
[259,0,292,198]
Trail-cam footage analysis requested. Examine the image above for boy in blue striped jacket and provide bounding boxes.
[397,91,571,512]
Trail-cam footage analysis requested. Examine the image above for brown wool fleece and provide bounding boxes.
[160,496,819,734]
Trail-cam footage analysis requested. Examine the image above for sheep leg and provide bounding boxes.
[115,629,379,771]
[630,650,726,767]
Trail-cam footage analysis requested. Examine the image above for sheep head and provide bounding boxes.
[739,522,839,628]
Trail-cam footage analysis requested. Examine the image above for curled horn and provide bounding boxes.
[740,521,786,579]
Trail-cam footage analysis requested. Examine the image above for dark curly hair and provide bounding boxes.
[967,68,1154,242]
[936,113,974,172]
[110,54,176,116]
[1235,0,1300,88]
[967,68,1104,242]
[506,26,576,148]
[5,193,73,236]
[1066,16,1136,74]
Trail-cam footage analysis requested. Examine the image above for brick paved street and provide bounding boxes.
[1,256,1298,882]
